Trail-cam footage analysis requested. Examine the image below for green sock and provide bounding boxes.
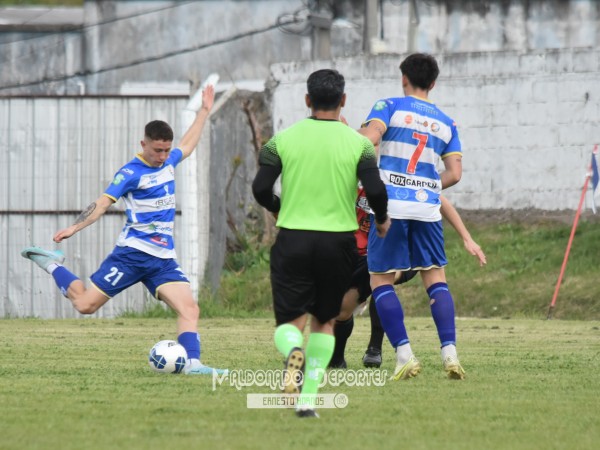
[298,333,335,409]
[274,324,303,357]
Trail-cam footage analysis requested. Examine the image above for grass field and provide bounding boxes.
[2,317,599,450]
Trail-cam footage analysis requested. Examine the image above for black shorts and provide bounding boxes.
[349,257,419,304]
[270,228,357,325]
[350,256,372,304]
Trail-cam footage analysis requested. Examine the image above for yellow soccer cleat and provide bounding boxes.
[391,355,422,381]
[443,356,466,380]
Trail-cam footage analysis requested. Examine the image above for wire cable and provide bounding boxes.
[0,17,302,92]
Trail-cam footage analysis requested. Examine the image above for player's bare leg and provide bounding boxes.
[158,283,228,375]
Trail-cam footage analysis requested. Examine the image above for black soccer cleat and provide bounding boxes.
[296,408,320,419]
[362,346,382,368]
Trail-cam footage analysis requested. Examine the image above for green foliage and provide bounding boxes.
[1,317,599,449]
[128,217,600,321]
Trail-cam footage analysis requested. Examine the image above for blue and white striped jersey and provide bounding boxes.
[364,96,461,221]
[104,148,183,259]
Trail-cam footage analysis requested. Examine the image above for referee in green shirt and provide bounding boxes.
[252,69,390,418]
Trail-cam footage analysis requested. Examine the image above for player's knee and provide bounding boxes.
[178,300,199,321]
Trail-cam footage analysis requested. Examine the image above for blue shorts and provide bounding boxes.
[367,217,447,273]
[90,246,190,298]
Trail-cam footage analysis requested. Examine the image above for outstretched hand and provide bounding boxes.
[201,84,215,112]
[463,238,487,266]
[53,225,78,243]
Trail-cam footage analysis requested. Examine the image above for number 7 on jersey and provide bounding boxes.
[407,132,429,175]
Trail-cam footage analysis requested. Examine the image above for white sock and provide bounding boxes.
[47,263,60,274]
[441,344,458,362]
[395,343,414,365]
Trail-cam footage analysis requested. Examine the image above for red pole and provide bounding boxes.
[547,175,591,319]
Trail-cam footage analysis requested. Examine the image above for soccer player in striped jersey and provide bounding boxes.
[21,85,226,375]
[330,193,486,369]
[360,53,466,380]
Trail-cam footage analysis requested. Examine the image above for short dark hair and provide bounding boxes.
[306,69,345,111]
[399,53,440,90]
[145,120,173,141]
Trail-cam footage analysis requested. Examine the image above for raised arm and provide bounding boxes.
[53,195,115,243]
[440,195,486,266]
[178,84,215,160]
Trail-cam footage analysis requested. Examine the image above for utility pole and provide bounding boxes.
[408,0,420,52]
[310,0,333,60]
[363,0,378,54]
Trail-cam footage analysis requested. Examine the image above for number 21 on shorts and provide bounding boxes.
[104,266,124,286]
[407,132,428,175]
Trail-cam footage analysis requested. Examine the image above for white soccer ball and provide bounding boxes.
[148,340,188,374]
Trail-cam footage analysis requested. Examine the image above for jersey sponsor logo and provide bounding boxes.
[150,236,169,246]
[121,168,134,175]
[155,196,175,208]
[404,114,413,125]
[415,189,429,202]
[389,174,437,189]
[374,100,387,111]
[149,223,173,233]
[356,195,370,210]
[112,174,125,185]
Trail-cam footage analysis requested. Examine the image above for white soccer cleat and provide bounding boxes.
[21,246,65,271]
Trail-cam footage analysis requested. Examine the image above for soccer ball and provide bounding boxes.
[148,340,188,374]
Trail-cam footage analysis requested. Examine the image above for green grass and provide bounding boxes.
[195,216,600,320]
[1,317,599,449]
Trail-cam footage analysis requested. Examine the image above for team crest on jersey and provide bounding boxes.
[431,122,440,133]
[415,189,429,202]
[112,174,125,185]
[374,100,387,111]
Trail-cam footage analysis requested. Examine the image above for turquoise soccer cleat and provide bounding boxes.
[21,246,65,271]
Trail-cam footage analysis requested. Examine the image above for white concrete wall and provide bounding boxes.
[3,1,600,96]
[269,48,599,211]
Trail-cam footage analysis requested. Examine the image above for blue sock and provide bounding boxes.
[178,332,201,360]
[428,282,456,347]
[373,285,409,348]
[51,266,80,297]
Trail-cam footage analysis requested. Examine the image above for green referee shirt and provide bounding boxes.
[259,118,377,232]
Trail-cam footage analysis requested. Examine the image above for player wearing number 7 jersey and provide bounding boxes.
[21,85,226,376]
[360,53,465,380]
